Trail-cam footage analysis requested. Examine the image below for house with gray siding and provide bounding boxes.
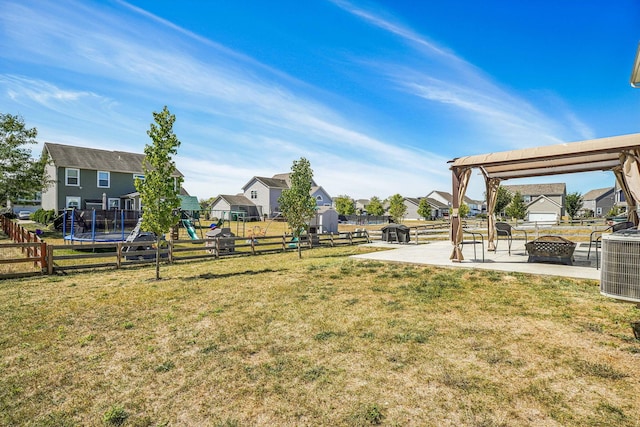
[41,143,186,212]
[209,172,332,220]
[581,187,615,217]
[503,183,566,222]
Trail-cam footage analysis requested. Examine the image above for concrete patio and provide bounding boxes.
[352,239,601,280]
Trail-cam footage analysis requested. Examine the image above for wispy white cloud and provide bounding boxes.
[332,0,594,150]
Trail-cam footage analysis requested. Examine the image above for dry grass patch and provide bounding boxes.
[1,246,639,426]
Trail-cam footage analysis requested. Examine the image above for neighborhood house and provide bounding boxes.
[40,143,187,212]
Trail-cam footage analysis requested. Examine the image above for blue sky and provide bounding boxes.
[1,0,639,201]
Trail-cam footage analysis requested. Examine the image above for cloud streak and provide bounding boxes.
[332,0,595,150]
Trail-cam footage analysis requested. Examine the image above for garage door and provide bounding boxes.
[528,213,557,222]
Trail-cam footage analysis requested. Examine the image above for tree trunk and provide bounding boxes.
[155,236,161,280]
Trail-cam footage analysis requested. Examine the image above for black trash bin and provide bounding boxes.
[381,224,410,243]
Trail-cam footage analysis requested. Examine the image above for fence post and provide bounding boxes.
[365,229,370,243]
[251,238,256,255]
[168,241,174,263]
[330,233,334,247]
[116,242,122,269]
[39,241,47,271]
[215,237,220,259]
[47,244,54,275]
[282,234,286,252]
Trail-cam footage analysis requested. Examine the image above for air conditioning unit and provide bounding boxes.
[600,229,640,303]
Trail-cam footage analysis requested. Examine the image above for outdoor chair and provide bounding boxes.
[588,220,636,262]
[495,222,528,255]
[461,228,484,262]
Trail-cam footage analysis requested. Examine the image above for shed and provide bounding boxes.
[310,206,339,234]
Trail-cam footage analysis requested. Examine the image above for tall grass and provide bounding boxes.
[1,246,639,426]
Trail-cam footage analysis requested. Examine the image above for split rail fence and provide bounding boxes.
[0,216,370,278]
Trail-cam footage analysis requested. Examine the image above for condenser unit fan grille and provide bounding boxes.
[600,230,640,303]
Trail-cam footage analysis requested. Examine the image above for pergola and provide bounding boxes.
[448,132,640,262]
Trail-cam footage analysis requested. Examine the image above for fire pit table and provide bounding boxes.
[525,235,576,266]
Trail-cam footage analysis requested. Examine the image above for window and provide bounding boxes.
[108,198,120,209]
[596,207,602,215]
[97,171,110,188]
[133,173,145,182]
[66,168,80,186]
[523,195,531,203]
[250,190,257,199]
[316,195,323,202]
[66,196,80,208]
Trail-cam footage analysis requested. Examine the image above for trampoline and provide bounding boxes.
[63,232,129,243]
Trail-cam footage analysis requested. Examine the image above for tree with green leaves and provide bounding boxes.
[334,195,355,216]
[388,194,407,223]
[0,113,51,208]
[417,198,432,220]
[458,202,470,218]
[565,191,584,221]
[495,186,512,218]
[278,157,317,259]
[135,106,183,280]
[505,191,526,220]
[367,196,385,216]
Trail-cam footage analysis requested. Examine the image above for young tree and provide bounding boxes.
[565,191,584,220]
[0,113,50,207]
[278,157,317,259]
[367,196,385,216]
[388,194,407,223]
[334,195,355,216]
[495,186,512,218]
[417,198,432,220]
[505,191,526,220]
[458,202,470,218]
[136,106,183,280]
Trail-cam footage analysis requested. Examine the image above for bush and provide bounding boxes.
[31,208,56,225]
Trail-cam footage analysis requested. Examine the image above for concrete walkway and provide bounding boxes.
[352,240,601,280]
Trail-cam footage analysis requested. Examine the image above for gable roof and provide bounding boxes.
[242,176,288,191]
[526,194,562,209]
[426,197,449,209]
[215,194,255,206]
[429,191,477,205]
[44,142,184,176]
[503,183,565,196]
[583,187,614,201]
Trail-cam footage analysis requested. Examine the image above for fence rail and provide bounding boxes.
[1,218,370,278]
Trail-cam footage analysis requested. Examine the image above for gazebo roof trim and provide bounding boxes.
[448,133,640,180]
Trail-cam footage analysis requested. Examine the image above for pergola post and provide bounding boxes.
[450,167,471,262]
[485,176,501,251]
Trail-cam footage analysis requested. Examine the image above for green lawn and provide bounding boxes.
[1,245,639,426]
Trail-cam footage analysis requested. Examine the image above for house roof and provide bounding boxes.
[526,194,562,209]
[215,194,255,206]
[583,187,614,201]
[503,183,565,196]
[243,176,288,190]
[44,142,183,177]
[430,191,477,205]
[426,198,449,209]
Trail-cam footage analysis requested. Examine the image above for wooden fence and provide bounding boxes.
[0,216,47,277]
[0,217,370,278]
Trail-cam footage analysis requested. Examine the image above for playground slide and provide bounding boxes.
[182,219,199,240]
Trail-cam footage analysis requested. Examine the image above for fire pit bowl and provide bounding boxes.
[525,235,576,265]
